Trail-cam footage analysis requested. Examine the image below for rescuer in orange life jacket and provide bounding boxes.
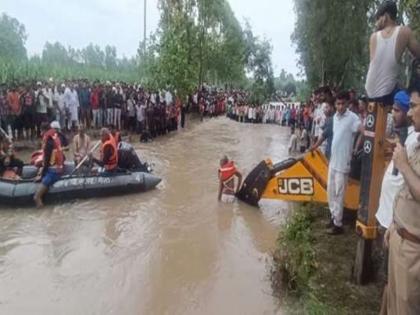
[90,128,118,174]
[34,122,65,207]
[218,155,242,203]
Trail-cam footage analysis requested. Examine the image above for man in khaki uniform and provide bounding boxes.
[386,85,420,314]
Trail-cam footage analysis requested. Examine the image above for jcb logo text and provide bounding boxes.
[278,178,314,195]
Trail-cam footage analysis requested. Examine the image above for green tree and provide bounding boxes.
[104,45,117,70]
[400,0,420,34]
[292,0,374,90]
[275,69,297,96]
[245,23,275,104]
[42,42,70,66]
[0,13,27,61]
[155,0,198,98]
[81,44,105,68]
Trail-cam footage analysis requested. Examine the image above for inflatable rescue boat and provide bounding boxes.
[0,163,161,206]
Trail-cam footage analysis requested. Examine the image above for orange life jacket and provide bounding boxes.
[2,169,19,180]
[42,129,64,172]
[31,150,43,167]
[100,135,118,171]
[219,161,237,182]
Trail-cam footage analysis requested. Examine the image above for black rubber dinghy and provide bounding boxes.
[0,163,161,206]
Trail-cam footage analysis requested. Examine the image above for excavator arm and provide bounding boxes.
[237,149,360,211]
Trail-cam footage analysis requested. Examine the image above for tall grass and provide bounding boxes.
[0,59,139,84]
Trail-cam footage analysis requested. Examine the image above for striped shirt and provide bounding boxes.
[0,94,9,117]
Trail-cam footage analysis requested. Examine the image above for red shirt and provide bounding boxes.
[90,89,100,110]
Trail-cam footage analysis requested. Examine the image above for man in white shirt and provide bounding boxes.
[252,105,257,122]
[150,92,156,105]
[135,101,147,134]
[313,88,331,141]
[165,89,173,106]
[193,93,198,108]
[288,127,298,155]
[327,91,362,235]
[248,106,253,123]
[64,84,79,130]
[54,84,66,132]
[313,103,325,137]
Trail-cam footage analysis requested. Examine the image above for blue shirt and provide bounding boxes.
[78,88,91,108]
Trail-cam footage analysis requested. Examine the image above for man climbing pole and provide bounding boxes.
[354,0,420,284]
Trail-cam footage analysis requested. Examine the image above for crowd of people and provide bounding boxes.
[227,102,300,126]
[223,2,420,313]
[0,80,242,142]
[0,81,248,207]
[293,2,419,314]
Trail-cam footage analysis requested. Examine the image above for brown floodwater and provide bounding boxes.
[0,117,291,315]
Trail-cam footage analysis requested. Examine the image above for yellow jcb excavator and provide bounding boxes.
[237,149,360,211]
[237,99,389,284]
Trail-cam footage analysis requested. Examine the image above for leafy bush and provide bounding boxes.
[272,204,316,295]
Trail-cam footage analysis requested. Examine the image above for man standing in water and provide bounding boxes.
[365,0,420,103]
[34,122,64,207]
[218,156,242,203]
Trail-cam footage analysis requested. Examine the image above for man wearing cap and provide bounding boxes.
[375,90,418,313]
[51,121,69,152]
[386,85,420,314]
[365,0,420,104]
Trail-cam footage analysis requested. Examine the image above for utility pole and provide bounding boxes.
[143,0,147,50]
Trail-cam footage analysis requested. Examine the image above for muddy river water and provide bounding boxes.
[0,117,291,315]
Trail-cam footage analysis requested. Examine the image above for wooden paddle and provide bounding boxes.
[70,140,101,176]
[0,126,10,140]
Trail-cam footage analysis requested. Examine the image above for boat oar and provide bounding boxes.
[70,140,101,176]
[0,126,10,140]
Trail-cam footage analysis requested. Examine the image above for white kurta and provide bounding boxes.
[65,89,80,122]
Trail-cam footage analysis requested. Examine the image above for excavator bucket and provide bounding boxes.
[237,149,360,210]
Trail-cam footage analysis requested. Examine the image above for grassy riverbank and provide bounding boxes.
[271,204,381,314]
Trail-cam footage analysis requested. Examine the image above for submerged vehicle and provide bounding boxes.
[0,162,161,206]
